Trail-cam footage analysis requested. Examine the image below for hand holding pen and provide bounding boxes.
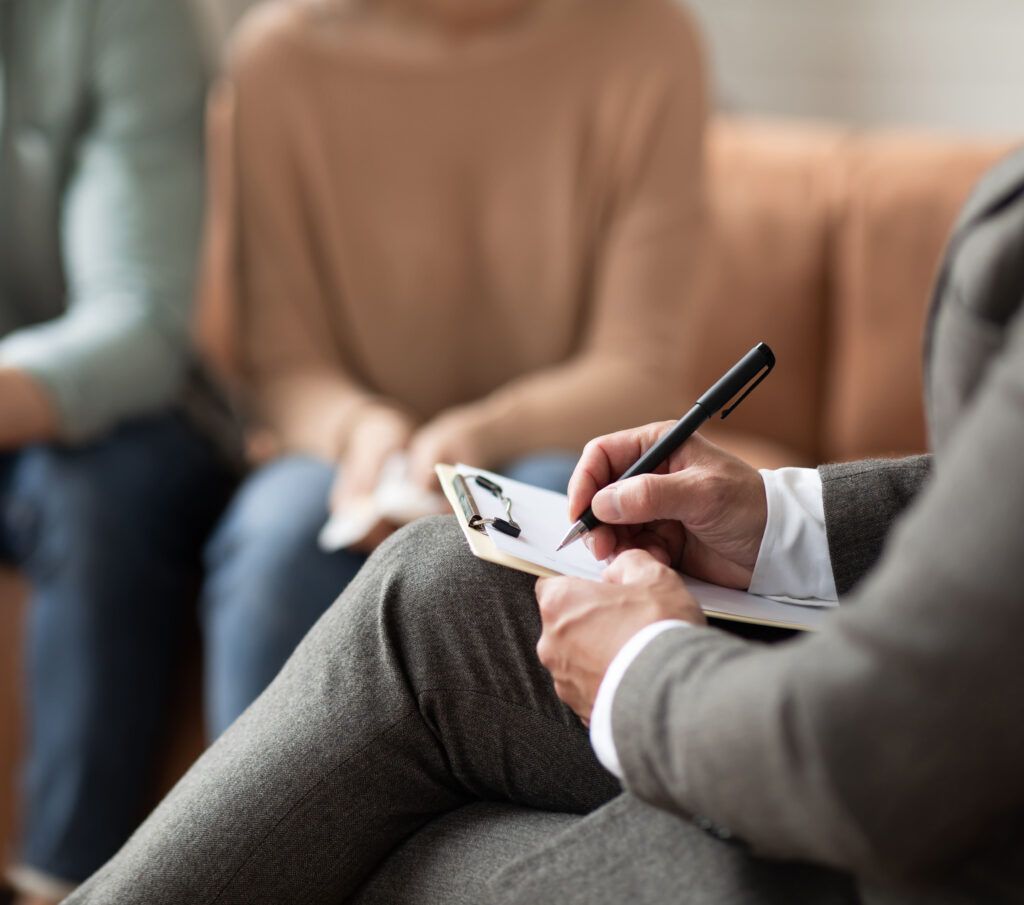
[560,343,776,588]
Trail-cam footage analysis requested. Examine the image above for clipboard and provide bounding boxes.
[436,464,833,632]
[437,464,560,579]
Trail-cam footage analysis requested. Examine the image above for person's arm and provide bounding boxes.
[199,21,404,463]
[413,16,707,469]
[611,311,1024,881]
[0,0,206,444]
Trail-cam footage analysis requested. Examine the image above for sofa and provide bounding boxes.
[0,116,1013,878]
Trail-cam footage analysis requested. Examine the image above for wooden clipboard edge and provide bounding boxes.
[436,464,817,631]
[703,610,818,632]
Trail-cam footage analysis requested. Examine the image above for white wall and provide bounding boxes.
[685,0,1024,136]
[193,0,1024,137]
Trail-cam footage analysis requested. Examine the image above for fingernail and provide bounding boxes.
[584,535,595,555]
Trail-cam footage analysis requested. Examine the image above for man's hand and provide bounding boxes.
[0,367,58,449]
[330,407,415,553]
[567,424,767,589]
[536,550,705,724]
[406,409,487,490]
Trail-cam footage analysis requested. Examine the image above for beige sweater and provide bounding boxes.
[199,0,706,464]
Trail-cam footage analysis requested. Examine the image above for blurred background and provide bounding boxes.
[2,1,1022,902]
[201,0,1024,135]
[689,0,1024,135]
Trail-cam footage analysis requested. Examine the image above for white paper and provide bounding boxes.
[455,465,833,631]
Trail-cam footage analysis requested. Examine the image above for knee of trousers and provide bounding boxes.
[357,515,542,673]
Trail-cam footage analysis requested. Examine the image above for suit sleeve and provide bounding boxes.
[819,455,932,594]
[612,306,1024,883]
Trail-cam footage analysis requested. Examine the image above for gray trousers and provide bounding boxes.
[66,517,856,905]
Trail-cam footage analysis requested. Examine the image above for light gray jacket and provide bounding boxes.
[0,0,206,441]
[614,147,1024,904]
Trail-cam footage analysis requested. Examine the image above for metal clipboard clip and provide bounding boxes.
[453,474,522,538]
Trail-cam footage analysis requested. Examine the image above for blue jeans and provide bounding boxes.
[0,414,233,885]
[201,450,580,736]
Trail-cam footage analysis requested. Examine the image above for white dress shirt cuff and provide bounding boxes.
[589,620,690,779]
[749,467,838,602]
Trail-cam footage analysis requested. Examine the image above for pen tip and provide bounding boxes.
[556,523,584,552]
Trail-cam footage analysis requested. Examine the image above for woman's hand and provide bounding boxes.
[536,549,705,724]
[406,410,488,490]
[330,407,415,552]
[567,424,767,589]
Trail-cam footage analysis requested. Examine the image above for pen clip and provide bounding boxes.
[720,362,774,420]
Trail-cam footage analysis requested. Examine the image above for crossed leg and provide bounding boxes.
[67,516,619,904]
[67,515,856,905]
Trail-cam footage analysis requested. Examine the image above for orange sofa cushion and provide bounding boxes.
[687,118,850,466]
[822,132,1013,462]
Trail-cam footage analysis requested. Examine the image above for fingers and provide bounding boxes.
[406,447,443,492]
[567,422,675,520]
[567,427,726,526]
[591,470,700,526]
[630,531,673,566]
[334,409,414,510]
[333,447,385,511]
[585,525,618,562]
[602,548,669,585]
[535,576,588,627]
[406,412,483,490]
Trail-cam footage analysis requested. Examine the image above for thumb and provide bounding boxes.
[591,473,685,525]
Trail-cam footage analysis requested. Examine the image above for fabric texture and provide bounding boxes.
[589,620,689,779]
[818,456,931,595]
[66,518,853,905]
[200,455,368,736]
[197,0,706,463]
[0,0,207,441]
[349,803,578,905]
[66,517,622,904]
[0,415,231,887]
[491,794,857,905]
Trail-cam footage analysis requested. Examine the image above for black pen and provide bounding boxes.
[557,342,776,551]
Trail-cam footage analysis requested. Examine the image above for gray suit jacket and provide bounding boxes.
[613,148,1024,903]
